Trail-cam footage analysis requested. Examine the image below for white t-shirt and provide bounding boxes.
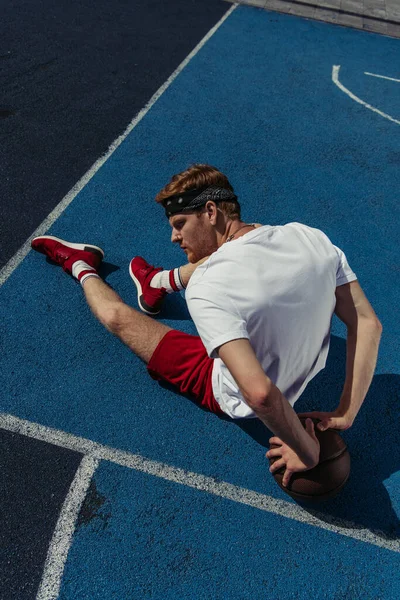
[185,222,357,419]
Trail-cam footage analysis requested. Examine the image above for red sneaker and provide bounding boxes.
[31,235,104,277]
[129,256,167,315]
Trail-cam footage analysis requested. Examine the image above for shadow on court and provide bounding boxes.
[233,335,400,541]
[157,332,399,540]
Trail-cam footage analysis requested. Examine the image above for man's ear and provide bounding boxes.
[205,201,218,224]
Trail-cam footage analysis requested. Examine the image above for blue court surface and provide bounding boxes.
[1,5,400,599]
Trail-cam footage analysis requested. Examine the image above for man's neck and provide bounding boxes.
[219,220,254,246]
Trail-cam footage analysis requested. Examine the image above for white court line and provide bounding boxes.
[1,412,399,554]
[332,65,400,126]
[0,2,238,288]
[365,72,400,84]
[36,455,99,600]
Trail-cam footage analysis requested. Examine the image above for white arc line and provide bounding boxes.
[332,65,400,126]
[35,455,99,600]
[365,71,400,84]
[1,412,399,554]
[0,3,237,288]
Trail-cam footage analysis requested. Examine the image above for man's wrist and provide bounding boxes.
[336,400,357,425]
[304,438,320,468]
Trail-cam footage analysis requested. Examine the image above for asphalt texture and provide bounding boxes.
[0,430,82,600]
[0,0,228,270]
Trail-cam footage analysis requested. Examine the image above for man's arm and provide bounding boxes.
[300,280,383,430]
[217,338,319,472]
[334,281,382,422]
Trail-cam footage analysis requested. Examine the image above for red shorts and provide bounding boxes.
[147,330,225,416]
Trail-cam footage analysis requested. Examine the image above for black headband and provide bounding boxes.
[162,185,237,218]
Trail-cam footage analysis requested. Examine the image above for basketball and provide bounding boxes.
[268,417,351,502]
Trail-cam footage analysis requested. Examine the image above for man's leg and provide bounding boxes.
[31,235,171,363]
[30,235,224,416]
[83,277,225,417]
[82,276,171,364]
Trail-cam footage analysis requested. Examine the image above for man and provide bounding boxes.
[31,164,383,487]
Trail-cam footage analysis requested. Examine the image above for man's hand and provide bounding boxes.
[266,418,320,487]
[297,411,353,432]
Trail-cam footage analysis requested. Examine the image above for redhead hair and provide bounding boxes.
[155,164,241,220]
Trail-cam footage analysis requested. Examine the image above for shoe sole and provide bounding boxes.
[32,235,104,258]
[129,260,160,316]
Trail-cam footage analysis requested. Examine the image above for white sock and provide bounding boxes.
[80,272,101,285]
[72,260,100,285]
[150,268,184,293]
